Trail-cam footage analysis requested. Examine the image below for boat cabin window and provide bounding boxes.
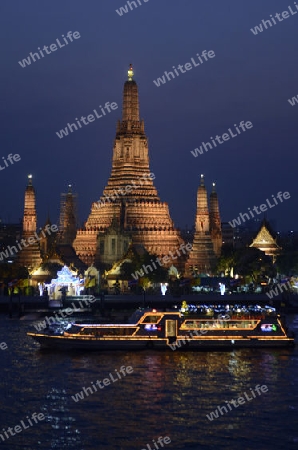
[141,315,160,324]
[80,327,137,336]
[80,328,97,335]
[180,320,260,330]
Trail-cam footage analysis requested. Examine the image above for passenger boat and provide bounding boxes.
[27,305,295,350]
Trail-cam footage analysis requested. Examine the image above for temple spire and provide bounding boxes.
[17,174,42,268]
[59,185,77,246]
[73,66,183,267]
[23,174,37,232]
[186,176,217,274]
[196,175,209,233]
[122,64,140,122]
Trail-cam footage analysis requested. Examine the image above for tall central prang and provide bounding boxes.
[73,65,183,266]
[101,64,158,200]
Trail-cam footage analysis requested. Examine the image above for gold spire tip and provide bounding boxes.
[128,64,134,81]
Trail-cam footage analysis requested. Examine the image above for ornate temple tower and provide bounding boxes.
[186,175,217,274]
[17,175,42,268]
[73,65,183,266]
[209,182,222,257]
[59,185,77,246]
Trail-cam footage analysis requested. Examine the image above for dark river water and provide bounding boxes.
[0,314,298,450]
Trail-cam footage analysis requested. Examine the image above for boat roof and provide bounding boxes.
[70,304,277,329]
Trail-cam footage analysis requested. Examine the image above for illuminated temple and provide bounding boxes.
[250,219,281,262]
[185,175,222,275]
[73,65,183,266]
[17,175,42,269]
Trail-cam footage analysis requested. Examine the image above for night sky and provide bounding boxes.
[1,0,297,232]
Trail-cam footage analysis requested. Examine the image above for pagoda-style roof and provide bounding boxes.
[249,220,281,260]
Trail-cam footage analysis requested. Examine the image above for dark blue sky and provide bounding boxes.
[1,0,297,231]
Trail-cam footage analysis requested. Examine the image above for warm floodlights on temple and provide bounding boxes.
[128,64,134,81]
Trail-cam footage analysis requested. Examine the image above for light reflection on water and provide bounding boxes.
[0,316,297,449]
